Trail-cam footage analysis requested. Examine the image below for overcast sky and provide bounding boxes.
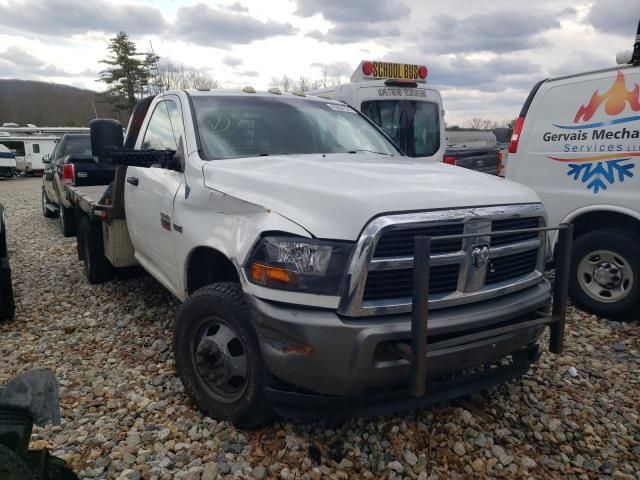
[0,0,638,125]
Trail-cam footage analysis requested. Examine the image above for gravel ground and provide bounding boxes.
[1,177,639,480]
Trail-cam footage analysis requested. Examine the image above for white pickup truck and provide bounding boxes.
[67,88,570,428]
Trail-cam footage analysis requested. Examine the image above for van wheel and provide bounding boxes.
[173,282,271,429]
[59,204,76,237]
[570,229,640,321]
[42,189,56,218]
[79,216,112,284]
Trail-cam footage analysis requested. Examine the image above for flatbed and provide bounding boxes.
[65,175,137,274]
[65,185,108,218]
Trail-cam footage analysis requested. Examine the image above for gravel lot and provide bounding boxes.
[1,177,639,480]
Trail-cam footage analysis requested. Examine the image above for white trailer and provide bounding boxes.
[0,134,58,175]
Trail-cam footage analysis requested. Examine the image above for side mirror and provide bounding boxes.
[90,118,123,164]
[42,154,50,164]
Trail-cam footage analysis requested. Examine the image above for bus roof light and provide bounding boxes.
[362,61,374,76]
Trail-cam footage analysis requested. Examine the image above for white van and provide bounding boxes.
[0,145,16,177]
[507,49,640,320]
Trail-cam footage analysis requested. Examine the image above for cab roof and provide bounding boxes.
[181,88,344,104]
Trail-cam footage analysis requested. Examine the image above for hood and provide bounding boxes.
[203,154,541,240]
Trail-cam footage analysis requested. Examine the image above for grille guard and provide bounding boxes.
[405,223,573,397]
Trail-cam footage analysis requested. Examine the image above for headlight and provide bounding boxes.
[245,236,353,295]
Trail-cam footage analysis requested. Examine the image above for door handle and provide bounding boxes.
[126,176,139,186]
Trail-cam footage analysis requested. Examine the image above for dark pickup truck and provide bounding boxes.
[443,147,502,176]
[41,134,116,237]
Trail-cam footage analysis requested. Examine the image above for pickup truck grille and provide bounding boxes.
[491,217,540,246]
[339,205,546,317]
[363,265,460,301]
[373,224,464,257]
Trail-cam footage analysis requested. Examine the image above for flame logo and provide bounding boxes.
[574,71,640,123]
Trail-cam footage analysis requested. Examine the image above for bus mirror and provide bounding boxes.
[90,119,123,164]
[42,154,50,164]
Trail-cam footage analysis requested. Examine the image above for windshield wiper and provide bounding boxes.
[347,149,393,156]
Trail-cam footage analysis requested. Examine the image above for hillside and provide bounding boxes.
[0,79,124,127]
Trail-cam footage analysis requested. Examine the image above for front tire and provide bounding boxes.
[570,228,640,320]
[59,204,76,237]
[173,282,271,429]
[0,257,15,321]
[42,189,56,218]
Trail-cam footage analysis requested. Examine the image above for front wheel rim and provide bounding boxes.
[577,249,633,303]
[191,316,249,404]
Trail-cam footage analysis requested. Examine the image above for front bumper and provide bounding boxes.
[250,223,572,418]
[250,282,550,395]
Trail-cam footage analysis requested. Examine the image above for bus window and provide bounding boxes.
[361,100,440,157]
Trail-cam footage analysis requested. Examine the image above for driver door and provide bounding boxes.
[125,96,186,294]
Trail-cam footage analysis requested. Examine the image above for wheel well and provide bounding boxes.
[571,211,640,238]
[186,247,240,295]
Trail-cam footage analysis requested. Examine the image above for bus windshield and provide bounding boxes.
[361,100,440,157]
[192,96,400,160]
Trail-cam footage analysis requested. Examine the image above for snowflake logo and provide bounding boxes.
[566,158,635,193]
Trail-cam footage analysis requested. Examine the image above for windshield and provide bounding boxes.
[192,96,399,160]
[361,100,440,157]
[62,136,91,156]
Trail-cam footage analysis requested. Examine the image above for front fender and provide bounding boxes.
[174,186,312,301]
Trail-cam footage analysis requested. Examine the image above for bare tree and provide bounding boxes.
[269,75,294,92]
[296,76,322,92]
[150,62,219,93]
[464,118,497,130]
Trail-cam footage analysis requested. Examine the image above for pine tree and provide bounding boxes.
[97,31,159,112]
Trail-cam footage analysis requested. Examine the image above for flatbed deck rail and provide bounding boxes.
[65,185,109,218]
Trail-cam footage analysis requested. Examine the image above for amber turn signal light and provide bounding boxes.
[250,262,292,286]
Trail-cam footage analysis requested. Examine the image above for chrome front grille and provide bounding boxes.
[339,204,547,317]
[373,223,464,257]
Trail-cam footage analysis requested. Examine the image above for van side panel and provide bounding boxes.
[508,68,640,229]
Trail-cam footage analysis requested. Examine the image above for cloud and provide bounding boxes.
[237,70,260,77]
[311,61,353,77]
[223,56,244,68]
[559,7,577,17]
[227,2,249,13]
[173,3,297,47]
[308,23,400,44]
[586,0,639,36]
[0,0,167,36]
[426,11,560,54]
[380,50,542,94]
[295,0,410,23]
[0,46,90,78]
